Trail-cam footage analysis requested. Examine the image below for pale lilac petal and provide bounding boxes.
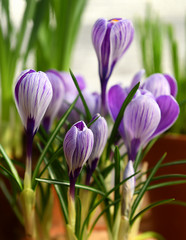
[129,69,145,92]
[150,95,179,139]
[14,70,53,134]
[124,95,161,160]
[88,114,108,164]
[108,84,128,138]
[143,73,171,97]
[92,18,107,70]
[43,70,65,130]
[163,73,178,97]
[63,125,78,172]
[76,90,101,117]
[60,72,86,94]
[63,121,94,176]
[109,19,134,78]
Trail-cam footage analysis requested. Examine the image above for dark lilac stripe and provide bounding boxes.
[15,69,35,104]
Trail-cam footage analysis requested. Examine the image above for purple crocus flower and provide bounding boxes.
[43,70,65,132]
[14,69,53,187]
[63,121,94,198]
[86,113,108,185]
[92,18,134,111]
[14,69,53,141]
[108,83,179,161]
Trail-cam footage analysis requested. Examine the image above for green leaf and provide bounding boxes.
[130,198,174,225]
[130,153,166,223]
[32,95,79,189]
[107,82,140,158]
[69,69,92,122]
[113,146,121,220]
[0,165,22,191]
[24,0,50,63]
[35,178,105,196]
[0,145,22,190]
[147,180,186,191]
[160,159,186,167]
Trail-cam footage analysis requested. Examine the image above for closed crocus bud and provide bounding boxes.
[14,69,53,188]
[14,69,53,137]
[122,160,135,217]
[43,70,65,132]
[92,18,134,110]
[63,121,94,198]
[86,114,108,185]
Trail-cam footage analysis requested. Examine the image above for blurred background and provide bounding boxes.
[10,0,186,91]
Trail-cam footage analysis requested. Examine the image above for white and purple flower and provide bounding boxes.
[63,121,94,198]
[92,18,134,109]
[14,69,53,138]
[108,71,179,161]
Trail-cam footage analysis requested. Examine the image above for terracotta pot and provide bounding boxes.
[140,134,186,240]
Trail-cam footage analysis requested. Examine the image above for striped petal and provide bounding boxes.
[124,94,161,160]
[14,69,53,135]
[150,95,179,139]
[108,84,128,138]
[63,121,94,177]
[163,73,178,97]
[143,73,171,98]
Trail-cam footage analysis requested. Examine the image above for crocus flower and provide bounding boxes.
[43,70,65,132]
[108,84,179,161]
[14,69,53,152]
[14,69,53,187]
[63,121,94,198]
[86,113,108,185]
[92,18,134,110]
[122,160,135,216]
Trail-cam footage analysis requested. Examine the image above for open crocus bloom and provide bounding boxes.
[108,80,179,161]
[92,18,134,109]
[129,69,178,98]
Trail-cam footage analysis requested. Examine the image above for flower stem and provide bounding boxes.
[101,82,107,116]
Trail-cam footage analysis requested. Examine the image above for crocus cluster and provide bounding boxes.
[63,114,108,198]
[108,70,179,161]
